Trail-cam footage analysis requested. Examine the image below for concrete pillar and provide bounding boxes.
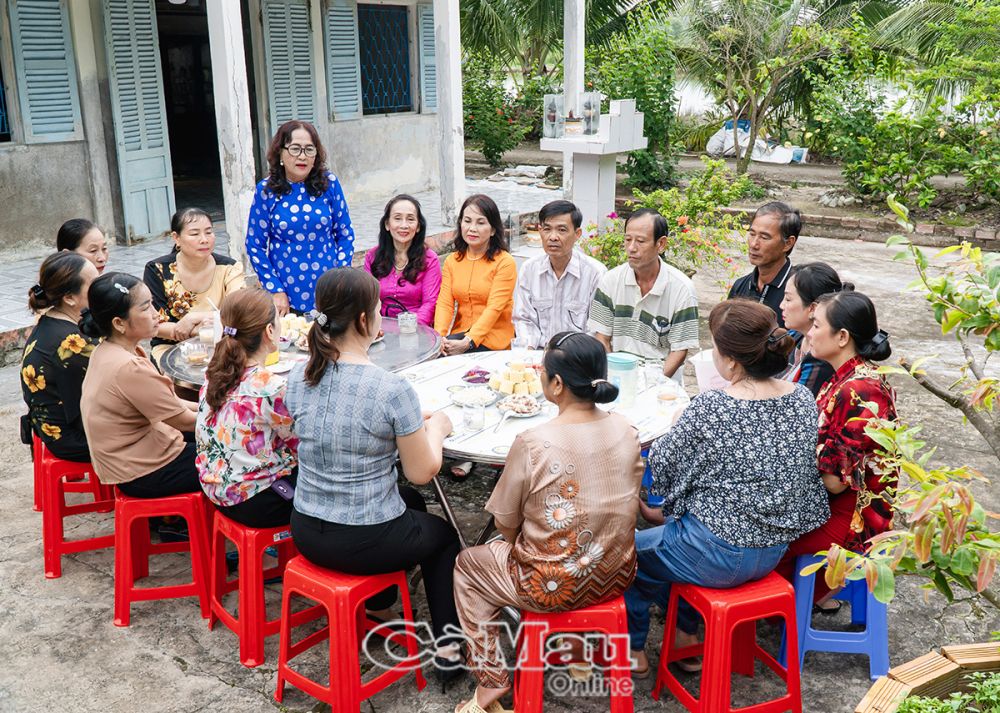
[563,0,585,113]
[434,0,464,225]
[206,0,257,262]
[67,0,117,238]
[562,0,585,195]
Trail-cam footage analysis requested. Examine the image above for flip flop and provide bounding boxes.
[675,657,702,673]
[455,700,512,713]
[813,600,842,616]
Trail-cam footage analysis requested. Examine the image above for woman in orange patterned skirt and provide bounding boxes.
[451,332,644,713]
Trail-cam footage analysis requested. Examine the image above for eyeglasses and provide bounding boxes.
[283,144,317,158]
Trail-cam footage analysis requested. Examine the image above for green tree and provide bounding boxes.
[587,11,679,188]
[668,0,857,174]
[459,0,664,83]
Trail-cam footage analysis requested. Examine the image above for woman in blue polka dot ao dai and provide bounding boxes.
[245,120,355,314]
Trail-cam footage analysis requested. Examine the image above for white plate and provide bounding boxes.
[451,386,500,408]
[268,359,296,374]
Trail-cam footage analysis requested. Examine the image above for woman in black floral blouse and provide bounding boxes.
[143,207,245,366]
[21,252,100,461]
[625,300,831,676]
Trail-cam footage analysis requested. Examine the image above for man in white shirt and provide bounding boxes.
[588,208,700,380]
[512,200,607,348]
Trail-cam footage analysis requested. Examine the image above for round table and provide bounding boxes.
[160,317,442,391]
[402,350,690,465]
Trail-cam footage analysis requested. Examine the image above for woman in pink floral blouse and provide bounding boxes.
[196,288,298,527]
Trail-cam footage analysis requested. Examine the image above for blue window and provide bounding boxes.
[0,61,10,142]
[357,4,412,115]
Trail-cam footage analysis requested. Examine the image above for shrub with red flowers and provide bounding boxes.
[580,158,751,288]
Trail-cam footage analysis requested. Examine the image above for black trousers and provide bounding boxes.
[291,485,461,643]
[215,472,297,529]
[118,443,201,498]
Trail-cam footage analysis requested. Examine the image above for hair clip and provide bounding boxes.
[870,329,890,346]
[30,284,45,299]
[590,378,609,387]
[222,326,237,337]
[113,282,130,295]
[308,309,328,327]
[554,331,581,348]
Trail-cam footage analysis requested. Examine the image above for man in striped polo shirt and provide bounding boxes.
[588,209,700,382]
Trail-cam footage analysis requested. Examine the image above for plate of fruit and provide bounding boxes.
[461,366,491,384]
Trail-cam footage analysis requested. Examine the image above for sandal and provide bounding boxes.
[455,700,512,713]
[568,662,594,682]
[675,657,702,673]
[450,461,473,480]
[812,599,842,616]
[630,651,651,679]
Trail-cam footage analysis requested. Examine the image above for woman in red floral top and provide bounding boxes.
[778,291,897,605]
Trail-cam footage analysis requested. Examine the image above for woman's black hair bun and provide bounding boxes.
[78,308,102,339]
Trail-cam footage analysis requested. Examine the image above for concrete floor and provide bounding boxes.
[0,235,997,712]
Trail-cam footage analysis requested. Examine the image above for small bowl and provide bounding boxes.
[278,337,293,352]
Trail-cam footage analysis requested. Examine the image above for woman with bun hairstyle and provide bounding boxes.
[626,300,830,676]
[80,273,200,498]
[21,252,100,461]
[780,262,854,396]
[196,289,298,527]
[777,291,897,608]
[57,218,109,273]
[451,332,644,713]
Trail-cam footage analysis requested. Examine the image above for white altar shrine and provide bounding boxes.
[540,99,648,231]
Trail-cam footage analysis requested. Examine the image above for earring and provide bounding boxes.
[279,160,284,167]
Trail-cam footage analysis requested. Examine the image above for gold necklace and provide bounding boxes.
[48,307,78,323]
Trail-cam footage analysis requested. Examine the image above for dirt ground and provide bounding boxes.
[0,236,997,712]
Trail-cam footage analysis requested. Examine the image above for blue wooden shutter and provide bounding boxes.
[8,0,83,142]
[416,3,436,113]
[103,0,175,239]
[324,0,362,120]
[262,0,316,128]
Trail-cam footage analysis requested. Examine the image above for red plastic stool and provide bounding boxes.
[113,489,212,627]
[32,434,110,513]
[209,510,322,667]
[652,571,802,713]
[515,596,634,713]
[275,556,426,708]
[35,436,115,578]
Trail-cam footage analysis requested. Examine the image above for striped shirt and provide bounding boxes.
[587,261,700,361]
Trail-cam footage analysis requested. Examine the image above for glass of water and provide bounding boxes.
[463,403,485,431]
[642,358,664,390]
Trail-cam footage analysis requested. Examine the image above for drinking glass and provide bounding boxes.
[463,403,485,431]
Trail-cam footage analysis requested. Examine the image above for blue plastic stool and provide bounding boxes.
[779,554,889,680]
[640,448,664,507]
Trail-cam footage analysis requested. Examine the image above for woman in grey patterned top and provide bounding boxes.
[285,268,465,685]
[626,300,830,676]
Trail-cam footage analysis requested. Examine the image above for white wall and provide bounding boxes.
[323,113,441,201]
